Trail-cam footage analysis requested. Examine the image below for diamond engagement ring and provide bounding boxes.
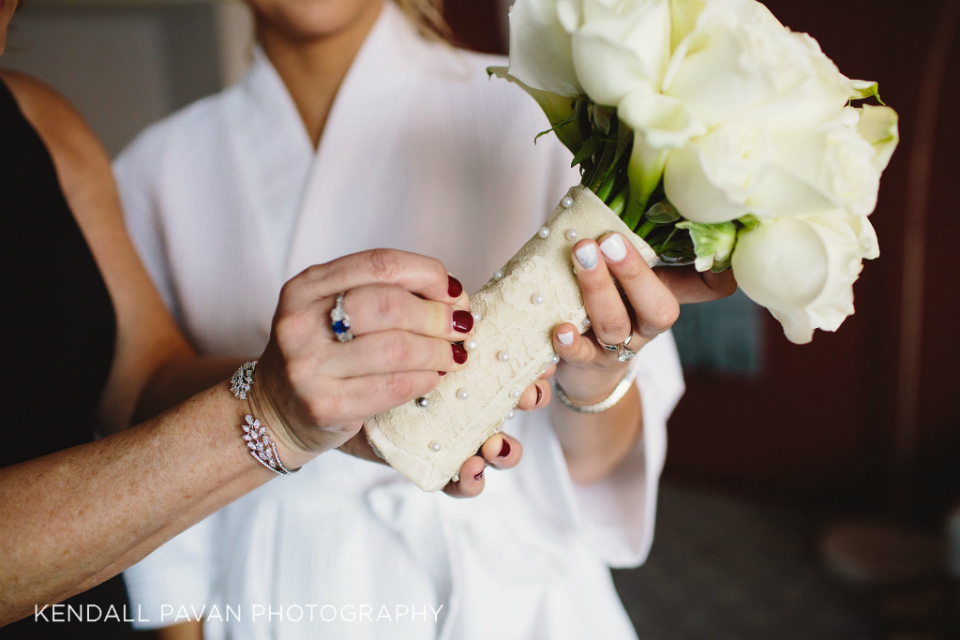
[331,292,354,343]
[596,333,636,362]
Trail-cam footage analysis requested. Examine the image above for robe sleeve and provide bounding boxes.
[113,131,217,629]
[514,138,685,569]
[113,126,182,322]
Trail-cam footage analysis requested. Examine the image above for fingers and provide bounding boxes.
[572,239,633,346]
[324,330,469,378]
[327,371,440,422]
[340,284,474,341]
[653,265,738,304]
[515,379,551,411]
[479,433,523,470]
[598,233,680,338]
[443,455,486,498]
[553,322,597,365]
[286,248,468,309]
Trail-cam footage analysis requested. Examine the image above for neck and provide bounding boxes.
[257,1,384,148]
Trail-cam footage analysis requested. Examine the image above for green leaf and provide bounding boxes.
[675,220,737,272]
[643,199,682,224]
[571,136,598,168]
[850,80,885,105]
[738,214,762,230]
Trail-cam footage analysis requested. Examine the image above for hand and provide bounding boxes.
[249,249,472,467]
[553,233,737,403]
[249,248,526,496]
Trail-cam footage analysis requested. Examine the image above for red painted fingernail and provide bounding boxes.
[448,275,463,298]
[535,385,543,405]
[438,371,447,376]
[474,470,484,482]
[498,439,511,458]
[452,309,474,333]
[452,343,468,364]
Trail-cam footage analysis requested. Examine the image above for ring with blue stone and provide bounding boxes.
[330,292,354,343]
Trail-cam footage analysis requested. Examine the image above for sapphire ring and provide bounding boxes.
[330,292,354,343]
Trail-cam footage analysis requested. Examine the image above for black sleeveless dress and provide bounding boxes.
[0,79,133,639]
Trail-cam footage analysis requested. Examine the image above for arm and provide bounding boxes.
[545,233,737,484]
[0,74,482,625]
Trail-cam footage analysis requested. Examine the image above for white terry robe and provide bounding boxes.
[116,4,684,639]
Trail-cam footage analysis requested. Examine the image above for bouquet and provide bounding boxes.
[364,0,899,491]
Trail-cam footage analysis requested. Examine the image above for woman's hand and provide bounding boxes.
[248,248,525,495]
[555,232,737,404]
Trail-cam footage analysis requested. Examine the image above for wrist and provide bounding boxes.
[555,361,630,406]
[245,383,318,471]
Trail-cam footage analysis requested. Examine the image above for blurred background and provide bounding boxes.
[4,0,959,637]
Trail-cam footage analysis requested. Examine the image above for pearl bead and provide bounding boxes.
[429,441,442,452]
[493,270,504,281]
[472,311,481,323]
[584,317,592,327]
[457,388,469,400]
[532,293,544,305]
[561,196,574,209]
[538,226,551,239]
[416,396,429,408]
[451,474,460,483]
[565,229,578,241]
[464,339,478,352]
[550,354,560,365]
[506,409,516,420]
[509,387,522,400]
[498,350,510,363]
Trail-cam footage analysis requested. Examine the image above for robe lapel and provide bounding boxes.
[284,2,426,281]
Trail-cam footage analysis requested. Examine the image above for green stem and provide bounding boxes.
[607,183,629,216]
[595,170,618,202]
[636,219,658,239]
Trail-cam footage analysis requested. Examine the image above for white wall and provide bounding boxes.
[2,0,252,156]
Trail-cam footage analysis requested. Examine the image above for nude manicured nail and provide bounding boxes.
[558,330,574,345]
[575,244,599,270]
[448,275,463,298]
[599,234,627,262]
[452,343,468,364]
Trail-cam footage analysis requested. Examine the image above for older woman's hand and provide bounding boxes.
[249,248,523,496]
[550,233,737,404]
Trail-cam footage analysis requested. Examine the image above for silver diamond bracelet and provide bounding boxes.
[554,354,643,414]
[230,361,298,475]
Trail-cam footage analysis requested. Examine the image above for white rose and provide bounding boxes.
[661,0,854,137]
[507,0,583,96]
[731,210,879,344]
[665,103,898,224]
[570,0,674,107]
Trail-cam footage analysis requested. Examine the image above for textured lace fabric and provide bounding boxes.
[364,186,657,491]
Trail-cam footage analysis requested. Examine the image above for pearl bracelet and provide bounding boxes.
[554,354,643,414]
[230,361,298,475]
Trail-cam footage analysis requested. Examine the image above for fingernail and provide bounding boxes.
[452,343,468,364]
[600,234,627,262]
[438,371,446,376]
[498,439,511,458]
[452,309,474,333]
[474,470,484,482]
[448,275,463,298]
[557,330,574,345]
[535,385,543,405]
[575,244,598,270]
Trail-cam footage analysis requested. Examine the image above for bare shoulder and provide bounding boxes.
[0,71,115,215]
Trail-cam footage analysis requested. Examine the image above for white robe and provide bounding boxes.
[116,4,684,639]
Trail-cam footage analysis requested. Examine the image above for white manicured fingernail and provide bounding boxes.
[558,330,574,345]
[600,234,627,262]
[575,244,598,270]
